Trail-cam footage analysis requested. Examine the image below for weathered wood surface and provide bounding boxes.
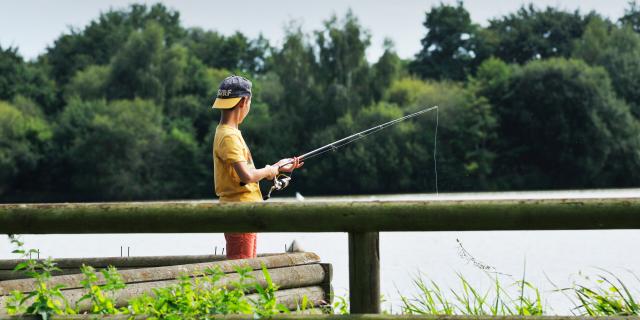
[0,254,228,270]
[0,253,281,270]
[349,232,380,314]
[262,286,326,310]
[320,263,334,304]
[0,252,320,296]
[1,198,639,234]
[0,268,105,281]
[0,254,280,280]
[0,264,328,312]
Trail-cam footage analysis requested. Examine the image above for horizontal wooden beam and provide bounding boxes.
[0,254,282,281]
[0,252,320,296]
[1,314,638,319]
[0,254,230,270]
[0,265,328,313]
[1,198,639,234]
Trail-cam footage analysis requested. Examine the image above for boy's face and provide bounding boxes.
[239,96,252,123]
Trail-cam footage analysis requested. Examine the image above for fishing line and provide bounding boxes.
[456,238,511,276]
[265,106,440,200]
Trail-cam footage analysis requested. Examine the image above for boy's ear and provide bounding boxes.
[240,96,250,108]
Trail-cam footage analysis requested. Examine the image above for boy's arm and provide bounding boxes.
[232,161,278,184]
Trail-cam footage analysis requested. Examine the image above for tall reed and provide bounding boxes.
[400,271,543,316]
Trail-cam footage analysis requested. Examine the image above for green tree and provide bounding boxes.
[165,94,216,142]
[304,103,415,194]
[267,24,322,151]
[574,17,640,118]
[386,78,497,191]
[158,43,189,100]
[18,62,58,113]
[46,3,184,85]
[620,0,640,32]
[371,39,402,102]
[179,55,223,103]
[0,46,26,102]
[316,11,373,122]
[0,99,52,197]
[486,5,596,64]
[64,65,110,101]
[107,22,165,101]
[184,29,270,74]
[151,121,209,198]
[106,22,192,104]
[487,58,640,189]
[0,47,56,113]
[54,98,165,200]
[410,1,486,80]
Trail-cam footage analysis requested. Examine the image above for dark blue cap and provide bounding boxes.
[212,75,252,109]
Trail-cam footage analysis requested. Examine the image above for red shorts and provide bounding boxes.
[224,233,257,260]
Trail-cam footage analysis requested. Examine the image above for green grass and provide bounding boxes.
[561,269,640,316]
[4,235,297,319]
[399,268,639,316]
[399,271,543,316]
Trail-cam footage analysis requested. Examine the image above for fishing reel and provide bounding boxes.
[264,174,291,200]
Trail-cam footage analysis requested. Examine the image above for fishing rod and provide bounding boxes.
[264,106,439,200]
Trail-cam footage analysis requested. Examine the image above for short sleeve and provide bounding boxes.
[218,135,247,164]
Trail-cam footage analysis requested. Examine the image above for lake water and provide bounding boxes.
[2,188,639,314]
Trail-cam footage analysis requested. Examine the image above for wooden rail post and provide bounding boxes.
[348,231,380,314]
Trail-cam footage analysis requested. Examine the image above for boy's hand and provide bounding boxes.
[275,157,304,173]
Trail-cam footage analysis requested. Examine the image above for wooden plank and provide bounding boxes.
[261,286,326,311]
[0,252,320,296]
[0,268,99,281]
[320,263,334,305]
[349,232,380,314]
[0,255,225,270]
[1,198,639,234]
[0,254,286,281]
[0,253,281,270]
[0,264,329,313]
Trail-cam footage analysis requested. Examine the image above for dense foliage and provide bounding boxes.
[5,236,300,319]
[1,2,639,202]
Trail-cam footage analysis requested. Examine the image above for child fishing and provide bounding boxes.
[212,75,303,260]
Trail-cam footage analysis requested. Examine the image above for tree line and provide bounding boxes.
[1,2,639,202]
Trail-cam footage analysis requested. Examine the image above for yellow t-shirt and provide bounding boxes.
[213,124,263,203]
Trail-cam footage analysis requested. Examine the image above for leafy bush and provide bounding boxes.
[5,235,73,319]
[4,237,294,319]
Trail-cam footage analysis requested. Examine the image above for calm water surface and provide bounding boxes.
[2,189,639,314]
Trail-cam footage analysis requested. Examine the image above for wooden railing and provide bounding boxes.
[1,197,639,316]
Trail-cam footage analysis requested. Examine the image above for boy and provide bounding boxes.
[212,75,302,259]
